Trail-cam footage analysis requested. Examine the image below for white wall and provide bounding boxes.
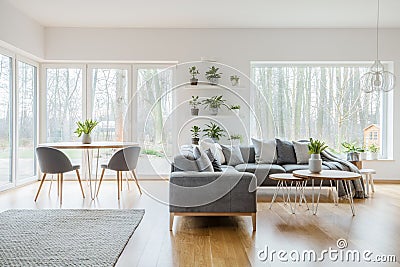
[0,0,44,58]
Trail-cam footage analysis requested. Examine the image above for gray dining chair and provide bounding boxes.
[96,146,142,200]
[35,147,85,204]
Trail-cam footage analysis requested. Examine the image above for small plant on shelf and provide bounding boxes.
[341,142,364,161]
[202,122,225,142]
[201,95,228,115]
[205,66,222,85]
[189,66,200,85]
[230,75,240,86]
[228,134,243,145]
[229,104,241,115]
[74,119,99,144]
[189,96,201,116]
[190,125,201,145]
[368,143,379,160]
[308,138,328,173]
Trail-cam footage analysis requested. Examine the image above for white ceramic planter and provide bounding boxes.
[360,152,367,160]
[209,107,218,115]
[82,133,92,144]
[309,153,322,173]
[369,152,379,160]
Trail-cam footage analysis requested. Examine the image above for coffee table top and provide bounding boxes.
[269,173,307,181]
[293,170,361,180]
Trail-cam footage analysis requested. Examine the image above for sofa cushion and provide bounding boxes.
[200,140,226,164]
[221,145,245,166]
[282,164,330,173]
[235,163,286,186]
[276,139,297,165]
[292,141,310,164]
[204,148,223,172]
[239,146,256,163]
[251,138,277,164]
[173,155,199,172]
[193,146,214,172]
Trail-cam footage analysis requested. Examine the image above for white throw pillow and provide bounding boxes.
[292,141,310,164]
[199,140,226,165]
[251,138,277,164]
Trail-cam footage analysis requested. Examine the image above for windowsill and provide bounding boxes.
[362,159,394,162]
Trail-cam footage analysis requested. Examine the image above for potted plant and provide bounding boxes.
[202,122,225,143]
[190,125,201,145]
[228,134,243,145]
[205,66,222,85]
[230,75,240,86]
[341,142,364,161]
[368,144,379,160]
[308,138,328,173]
[189,96,201,116]
[74,119,99,144]
[189,66,200,85]
[230,105,240,116]
[201,95,228,115]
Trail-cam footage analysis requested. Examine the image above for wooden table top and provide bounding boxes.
[269,173,307,181]
[38,141,139,149]
[293,170,361,180]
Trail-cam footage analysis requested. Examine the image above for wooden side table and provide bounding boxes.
[269,173,309,214]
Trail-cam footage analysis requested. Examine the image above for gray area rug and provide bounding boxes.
[0,209,145,267]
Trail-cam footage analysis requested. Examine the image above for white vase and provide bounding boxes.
[360,152,367,160]
[82,133,92,144]
[209,107,218,115]
[309,153,322,173]
[369,152,379,160]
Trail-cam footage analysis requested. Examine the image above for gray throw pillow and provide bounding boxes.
[292,141,310,164]
[251,138,277,164]
[220,145,245,166]
[275,139,297,165]
[204,149,223,172]
[193,146,214,172]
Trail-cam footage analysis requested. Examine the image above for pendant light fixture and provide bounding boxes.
[360,0,395,93]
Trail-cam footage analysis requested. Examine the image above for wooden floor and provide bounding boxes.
[0,180,399,267]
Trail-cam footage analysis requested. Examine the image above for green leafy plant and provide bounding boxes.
[230,105,240,110]
[341,142,364,153]
[189,66,200,79]
[74,119,98,137]
[205,66,222,80]
[203,122,225,140]
[142,149,164,157]
[308,138,328,154]
[368,143,379,153]
[201,95,228,110]
[190,125,201,138]
[189,96,201,109]
[230,75,239,82]
[228,134,243,141]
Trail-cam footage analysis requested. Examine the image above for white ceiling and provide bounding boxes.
[5,0,400,28]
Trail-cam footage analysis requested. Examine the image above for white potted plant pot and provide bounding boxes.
[82,133,92,144]
[209,107,218,115]
[360,152,367,160]
[346,152,360,161]
[309,153,322,173]
[369,152,379,160]
[208,77,219,85]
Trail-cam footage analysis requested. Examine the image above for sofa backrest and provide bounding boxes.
[240,146,256,164]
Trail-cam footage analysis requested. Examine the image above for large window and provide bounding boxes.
[17,61,37,181]
[251,63,389,157]
[90,68,128,141]
[0,54,12,186]
[46,68,82,142]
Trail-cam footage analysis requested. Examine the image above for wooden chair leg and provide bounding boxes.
[60,173,63,205]
[120,171,123,191]
[169,213,174,231]
[252,213,257,231]
[34,173,47,202]
[125,172,131,191]
[57,174,60,196]
[75,169,85,198]
[117,171,120,200]
[96,168,106,197]
[131,170,142,195]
